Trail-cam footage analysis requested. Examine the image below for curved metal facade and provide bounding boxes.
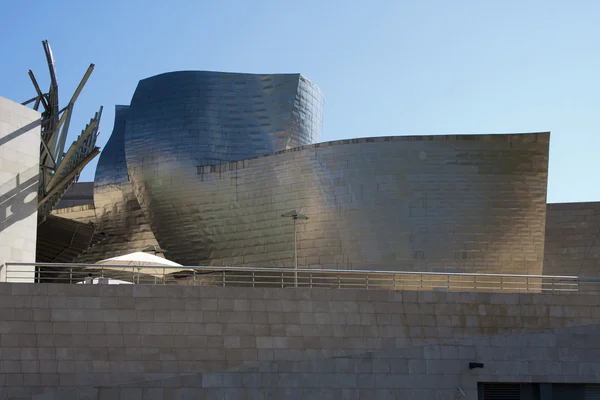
[125,71,323,168]
[88,70,549,275]
[80,106,159,261]
[128,134,549,274]
[121,71,324,262]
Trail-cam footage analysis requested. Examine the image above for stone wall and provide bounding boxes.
[0,97,40,282]
[1,283,599,399]
[544,202,600,277]
[97,324,600,400]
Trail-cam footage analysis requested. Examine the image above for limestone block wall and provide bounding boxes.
[544,202,600,277]
[100,324,600,400]
[0,97,40,282]
[91,325,600,400]
[0,284,599,399]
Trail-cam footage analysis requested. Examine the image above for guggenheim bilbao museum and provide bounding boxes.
[3,58,599,281]
[20,70,598,278]
[60,70,549,275]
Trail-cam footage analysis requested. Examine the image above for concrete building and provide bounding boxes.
[0,97,40,282]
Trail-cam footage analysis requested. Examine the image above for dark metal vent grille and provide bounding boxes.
[585,384,600,400]
[482,383,521,400]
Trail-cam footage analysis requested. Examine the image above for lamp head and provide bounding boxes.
[142,245,168,254]
[281,210,309,220]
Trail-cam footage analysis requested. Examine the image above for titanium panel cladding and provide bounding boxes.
[91,71,322,261]
[84,106,159,261]
[125,71,323,167]
[128,133,549,274]
[91,70,549,274]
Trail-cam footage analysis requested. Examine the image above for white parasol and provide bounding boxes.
[76,278,134,285]
[93,252,185,281]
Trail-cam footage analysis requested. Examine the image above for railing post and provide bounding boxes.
[420,274,423,289]
[222,270,225,287]
[500,275,503,291]
[310,273,313,288]
[338,274,341,289]
[447,274,450,290]
[252,271,255,288]
[366,275,369,290]
[193,270,196,286]
[281,271,284,288]
[394,274,397,290]
[69,267,72,284]
[526,276,529,292]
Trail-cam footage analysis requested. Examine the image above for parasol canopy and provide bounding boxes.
[93,252,185,280]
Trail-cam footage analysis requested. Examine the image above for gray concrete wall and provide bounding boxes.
[96,324,600,400]
[0,97,40,282]
[1,283,599,399]
[544,202,600,277]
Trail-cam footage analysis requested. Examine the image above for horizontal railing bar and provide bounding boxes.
[2,262,595,281]
[2,262,598,294]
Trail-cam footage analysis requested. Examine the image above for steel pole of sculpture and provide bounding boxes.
[281,210,309,287]
[21,40,102,216]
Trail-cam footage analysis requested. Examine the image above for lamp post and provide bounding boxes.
[281,210,308,287]
[141,246,169,283]
[142,245,168,256]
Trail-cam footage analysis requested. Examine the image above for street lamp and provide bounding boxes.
[281,210,308,287]
[140,246,169,284]
[142,245,169,255]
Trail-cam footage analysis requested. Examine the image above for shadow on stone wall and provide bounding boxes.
[0,173,38,233]
[0,119,40,147]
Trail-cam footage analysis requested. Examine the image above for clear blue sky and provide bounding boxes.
[2,0,599,203]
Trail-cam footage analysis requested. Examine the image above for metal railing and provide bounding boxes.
[2,262,600,293]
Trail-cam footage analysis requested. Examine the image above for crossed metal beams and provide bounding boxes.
[22,40,102,216]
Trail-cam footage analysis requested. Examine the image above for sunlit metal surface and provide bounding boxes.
[128,133,548,274]
[82,106,160,262]
[89,71,323,261]
[88,70,548,274]
[3,262,594,294]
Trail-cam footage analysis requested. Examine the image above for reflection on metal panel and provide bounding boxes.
[88,72,322,262]
[128,131,548,273]
[78,106,159,262]
[87,70,548,274]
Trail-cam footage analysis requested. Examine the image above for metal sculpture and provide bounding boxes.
[22,40,102,216]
